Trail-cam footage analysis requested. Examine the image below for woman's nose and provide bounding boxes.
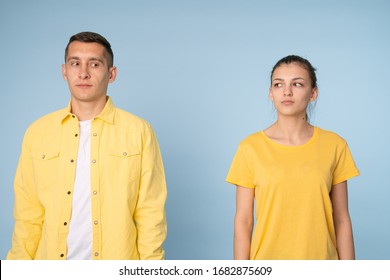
[283,86,293,96]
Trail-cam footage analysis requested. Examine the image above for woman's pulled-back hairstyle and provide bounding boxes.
[271,55,317,89]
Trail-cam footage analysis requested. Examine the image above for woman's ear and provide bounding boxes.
[269,88,274,101]
[310,87,318,102]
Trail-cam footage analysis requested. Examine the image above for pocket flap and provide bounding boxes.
[109,146,140,158]
[31,150,60,160]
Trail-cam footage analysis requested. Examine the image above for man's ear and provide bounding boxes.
[62,64,68,81]
[109,66,117,83]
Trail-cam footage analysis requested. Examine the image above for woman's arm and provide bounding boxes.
[330,180,355,260]
[234,185,255,260]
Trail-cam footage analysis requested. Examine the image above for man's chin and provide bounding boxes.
[70,93,107,103]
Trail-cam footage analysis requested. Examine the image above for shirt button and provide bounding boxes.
[93,191,97,195]
[42,155,45,159]
[67,191,71,195]
[94,220,98,225]
[72,115,75,118]
[60,254,64,258]
[123,152,127,156]
[94,252,99,257]
[92,159,96,163]
[70,159,74,163]
[64,222,67,226]
[93,133,97,137]
[75,133,78,137]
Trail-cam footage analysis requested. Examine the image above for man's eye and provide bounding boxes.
[91,63,99,68]
[70,61,79,66]
[294,83,303,87]
[274,83,282,88]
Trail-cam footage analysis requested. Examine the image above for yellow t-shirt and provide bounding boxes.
[226,127,359,260]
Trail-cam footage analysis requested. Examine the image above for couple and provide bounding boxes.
[7,32,359,260]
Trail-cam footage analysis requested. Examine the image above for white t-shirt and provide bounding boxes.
[67,120,92,260]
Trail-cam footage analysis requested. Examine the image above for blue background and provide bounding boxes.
[1,0,389,260]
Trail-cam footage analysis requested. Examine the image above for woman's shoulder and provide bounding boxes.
[315,126,348,145]
[238,131,267,148]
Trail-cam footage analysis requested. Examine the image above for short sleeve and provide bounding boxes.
[226,142,255,189]
[332,141,360,185]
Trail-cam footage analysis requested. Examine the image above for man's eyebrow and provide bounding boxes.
[67,56,105,64]
[67,56,80,62]
[88,57,105,64]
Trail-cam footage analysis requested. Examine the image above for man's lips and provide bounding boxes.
[76,84,93,88]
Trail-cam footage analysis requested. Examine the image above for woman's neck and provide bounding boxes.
[264,116,314,146]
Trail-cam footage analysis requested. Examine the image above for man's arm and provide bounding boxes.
[134,124,167,260]
[7,129,44,260]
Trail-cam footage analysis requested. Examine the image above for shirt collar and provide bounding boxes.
[60,96,116,125]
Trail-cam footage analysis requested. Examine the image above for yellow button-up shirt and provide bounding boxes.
[7,97,167,260]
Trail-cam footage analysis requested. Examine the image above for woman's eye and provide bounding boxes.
[294,83,303,87]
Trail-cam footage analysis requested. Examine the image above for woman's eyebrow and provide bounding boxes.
[272,77,305,82]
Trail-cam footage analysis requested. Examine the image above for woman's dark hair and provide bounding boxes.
[64,31,114,67]
[271,55,317,89]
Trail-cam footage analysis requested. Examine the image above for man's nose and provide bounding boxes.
[79,65,90,79]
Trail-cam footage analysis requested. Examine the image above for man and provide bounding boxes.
[7,32,167,260]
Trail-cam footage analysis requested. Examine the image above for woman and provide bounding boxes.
[226,55,359,260]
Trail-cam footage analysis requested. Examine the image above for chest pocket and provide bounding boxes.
[30,149,60,190]
[108,146,141,185]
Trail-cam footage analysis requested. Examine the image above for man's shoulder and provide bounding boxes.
[114,107,152,130]
[28,108,68,131]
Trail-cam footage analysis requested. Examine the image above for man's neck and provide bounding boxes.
[71,96,107,121]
